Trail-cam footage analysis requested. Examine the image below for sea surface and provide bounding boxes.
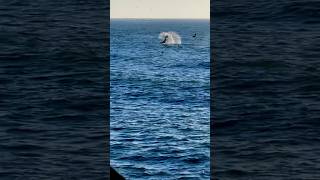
[110,19,210,179]
[212,0,320,179]
[0,1,108,179]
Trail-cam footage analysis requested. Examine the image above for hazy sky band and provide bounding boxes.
[111,0,210,19]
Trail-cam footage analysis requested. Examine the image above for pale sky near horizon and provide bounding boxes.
[111,0,210,19]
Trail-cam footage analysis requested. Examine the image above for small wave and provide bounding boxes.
[159,31,182,45]
[213,1,320,23]
[280,1,320,19]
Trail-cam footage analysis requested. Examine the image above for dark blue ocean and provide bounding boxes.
[110,19,210,179]
[213,0,320,179]
[0,1,108,179]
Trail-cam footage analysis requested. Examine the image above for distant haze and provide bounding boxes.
[111,0,209,19]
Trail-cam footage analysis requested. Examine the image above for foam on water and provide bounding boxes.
[111,20,210,179]
[159,31,182,45]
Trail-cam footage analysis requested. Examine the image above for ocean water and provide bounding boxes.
[111,19,210,179]
[0,1,108,179]
[212,0,320,179]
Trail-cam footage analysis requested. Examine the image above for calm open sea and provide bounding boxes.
[111,19,210,179]
[213,0,320,179]
[0,1,108,179]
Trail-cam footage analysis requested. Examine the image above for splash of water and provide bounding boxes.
[159,32,182,45]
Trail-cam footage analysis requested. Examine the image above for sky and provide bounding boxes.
[111,0,210,19]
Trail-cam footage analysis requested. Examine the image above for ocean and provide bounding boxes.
[0,1,108,179]
[110,19,210,179]
[2,0,317,179]
[212,0,320,179]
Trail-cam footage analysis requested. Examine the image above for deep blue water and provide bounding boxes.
[111,19,210,179]
[0,1,108,179]
[212,0,320,179]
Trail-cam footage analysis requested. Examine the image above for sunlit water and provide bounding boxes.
[111,19,210,179]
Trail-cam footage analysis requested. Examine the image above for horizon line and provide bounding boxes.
[110,18,210,20]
